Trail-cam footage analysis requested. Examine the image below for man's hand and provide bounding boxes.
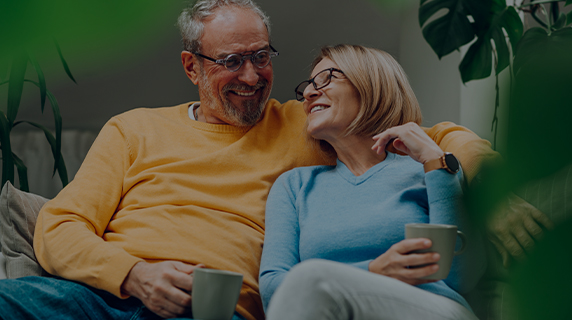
[487,193,554,267]
[368,238,440,286]
[121,261,205,319]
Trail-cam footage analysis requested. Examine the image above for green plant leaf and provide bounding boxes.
[459,6,523,83]
[23,80,63,178]
[7,53,28,126]
[54,39,77,84]
[419,0,476,59]
[567,11,572,26]
[514,27,572,77]
[12,152,29,192]
[0,111,14,188]
[29,55,47,112]
[14,120,68,187]
[553,13,567,30]
[566,0,572,6]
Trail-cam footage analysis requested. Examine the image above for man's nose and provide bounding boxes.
[237,60,260,86]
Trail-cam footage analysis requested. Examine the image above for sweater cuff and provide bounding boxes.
[351,260,373,271]
[98,252,144,298]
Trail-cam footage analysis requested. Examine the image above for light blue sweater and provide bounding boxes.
[259,152,486,312]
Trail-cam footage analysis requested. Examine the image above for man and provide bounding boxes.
[0,1,547,320]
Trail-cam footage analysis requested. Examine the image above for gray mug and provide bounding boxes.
[192,268,243,320]
[405,223,467,280]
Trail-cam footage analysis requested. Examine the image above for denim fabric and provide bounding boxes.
[0,276,246,320]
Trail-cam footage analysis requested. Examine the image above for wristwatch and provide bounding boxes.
[423,152,460,174]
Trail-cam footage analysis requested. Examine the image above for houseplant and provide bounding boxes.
[1,45,73,192]
[419,0,572,148]
[1,0,181,193]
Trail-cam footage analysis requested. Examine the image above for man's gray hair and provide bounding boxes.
[177,0,271,53]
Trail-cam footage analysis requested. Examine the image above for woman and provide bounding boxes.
[258,45,486,320]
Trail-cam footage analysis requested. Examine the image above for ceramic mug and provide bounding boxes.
[192,268,243,320]
[405,223,467,280]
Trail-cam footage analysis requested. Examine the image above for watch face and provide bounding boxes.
[444,153,460,173]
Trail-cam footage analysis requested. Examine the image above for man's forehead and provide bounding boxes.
[201,6,269,56]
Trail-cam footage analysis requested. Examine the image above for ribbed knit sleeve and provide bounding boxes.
[259,171,302,311]
[424,169,487,294]
[34,117,143,297]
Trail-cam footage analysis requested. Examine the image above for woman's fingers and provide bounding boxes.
[372,122,443,163]
[391,238,432,254]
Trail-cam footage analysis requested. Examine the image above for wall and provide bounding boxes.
[5,0,479,196]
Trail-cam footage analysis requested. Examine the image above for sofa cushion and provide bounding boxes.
[0,182,49,278]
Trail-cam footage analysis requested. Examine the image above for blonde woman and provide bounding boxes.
[259,45,485,320]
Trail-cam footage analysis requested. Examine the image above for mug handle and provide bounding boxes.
[454,230,467,255]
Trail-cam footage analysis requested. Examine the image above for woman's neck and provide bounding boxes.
[328,135,387,176]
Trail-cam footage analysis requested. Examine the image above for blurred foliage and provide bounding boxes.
[0,0,182,192]
[466,20,572,320]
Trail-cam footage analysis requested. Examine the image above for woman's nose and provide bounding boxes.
[303,84,321,101]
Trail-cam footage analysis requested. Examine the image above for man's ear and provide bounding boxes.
[181,51,200,85]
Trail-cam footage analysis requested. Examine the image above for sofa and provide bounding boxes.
[2,162,571,319]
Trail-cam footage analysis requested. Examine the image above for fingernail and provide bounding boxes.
[424,240,431,246]
[433,253,440,260]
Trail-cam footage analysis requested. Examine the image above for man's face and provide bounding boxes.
[196,6,273,126]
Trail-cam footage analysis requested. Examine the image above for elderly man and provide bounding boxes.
[0,0,548,320]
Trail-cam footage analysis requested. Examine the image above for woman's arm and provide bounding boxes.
[259,173,302,312]
[424,168,487,294]
[372,122,487,293]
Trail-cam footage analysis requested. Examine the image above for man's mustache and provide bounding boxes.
[223,80,268,95]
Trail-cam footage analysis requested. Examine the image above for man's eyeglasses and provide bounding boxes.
[295,68,344,101]
[193,46,279,72]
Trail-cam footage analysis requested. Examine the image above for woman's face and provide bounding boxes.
[303,58,361,142]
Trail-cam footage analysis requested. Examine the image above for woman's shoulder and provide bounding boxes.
[277,165,335,183]
[273,165,335,191]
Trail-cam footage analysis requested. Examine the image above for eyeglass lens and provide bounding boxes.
[295,69,335,101]
[225,50,272,71]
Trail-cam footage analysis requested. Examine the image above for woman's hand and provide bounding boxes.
[369,238,440,285]
[372,122,443,164]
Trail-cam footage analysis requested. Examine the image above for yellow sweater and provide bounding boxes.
[34,99,497,320]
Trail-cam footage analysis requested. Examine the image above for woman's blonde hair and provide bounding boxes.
[314,44,422,136]
[307,44,422,156]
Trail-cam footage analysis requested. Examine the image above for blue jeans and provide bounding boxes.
[0,276,246,320]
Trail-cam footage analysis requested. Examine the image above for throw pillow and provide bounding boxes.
[0,181,49,278]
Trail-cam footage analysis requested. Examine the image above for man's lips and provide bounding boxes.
[230,89,257,97]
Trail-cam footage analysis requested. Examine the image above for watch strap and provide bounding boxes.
[423,153,458,174]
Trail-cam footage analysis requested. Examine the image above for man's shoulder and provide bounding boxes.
[111,103,191,125]
[264,99,304,117]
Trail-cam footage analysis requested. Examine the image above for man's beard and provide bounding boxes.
[199,68,272,127]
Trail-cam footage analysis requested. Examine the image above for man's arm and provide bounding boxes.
[34,117,202,318]
[34,118,142,296]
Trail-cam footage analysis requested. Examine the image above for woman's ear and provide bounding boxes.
[181,51,200,85]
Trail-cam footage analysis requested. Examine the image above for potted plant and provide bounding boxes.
[419,0,572,147]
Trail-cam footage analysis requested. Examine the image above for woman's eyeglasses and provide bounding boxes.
[294,68,344,101]
[193,46,279,72]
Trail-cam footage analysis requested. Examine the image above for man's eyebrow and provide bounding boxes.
[215,45,271,59]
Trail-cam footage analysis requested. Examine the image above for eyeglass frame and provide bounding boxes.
[192,45,279,72]
[294,68,345,101]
